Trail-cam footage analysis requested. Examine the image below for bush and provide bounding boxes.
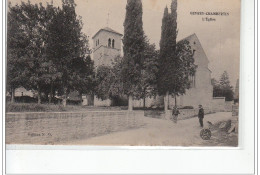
[15,96,38,103]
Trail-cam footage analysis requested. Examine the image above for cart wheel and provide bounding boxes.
[200,129,211,140]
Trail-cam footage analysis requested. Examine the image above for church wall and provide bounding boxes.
[177,66,213,108]
[93,46,120,68]
[177,34,213,108]
[188,35,209,68]
[93,30,122,68]
[92,30,122,106]
[93,30,122,50]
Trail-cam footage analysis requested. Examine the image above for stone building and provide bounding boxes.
[92,28,213,108]
[133,33,213,108]
[92,27,123,106]
[92,27,123,68]
[170,33,213,107]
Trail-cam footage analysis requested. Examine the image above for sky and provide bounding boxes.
[9,0,240,87]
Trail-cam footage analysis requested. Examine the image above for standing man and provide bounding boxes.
[172,106,180,123]
[198,105,204,127]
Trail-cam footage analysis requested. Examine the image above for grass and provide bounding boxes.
[6,103,130,112]
[6,102,168,113]
[6,103,67,112]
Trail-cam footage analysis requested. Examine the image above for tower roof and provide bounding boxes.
[92,27,123,39]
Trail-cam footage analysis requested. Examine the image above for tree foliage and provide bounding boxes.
[7,1,53,103]
[95,57,124,100]
[158,0,196,108]
[139,38,159,106]
[7,2,31,102]
[122,0,145,97]
[212,71,234,101]
[7,0,94,105]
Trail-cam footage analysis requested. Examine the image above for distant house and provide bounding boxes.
[14,87,35,97]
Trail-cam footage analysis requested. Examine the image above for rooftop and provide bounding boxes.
[92,27,123,39]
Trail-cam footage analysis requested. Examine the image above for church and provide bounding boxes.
[91,27,213,108]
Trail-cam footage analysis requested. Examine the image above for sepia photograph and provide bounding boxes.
[6,0,240,147]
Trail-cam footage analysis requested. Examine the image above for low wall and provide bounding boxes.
[211,97,226,111]
[232,104,239,116]
[6,111,144,144]
[178,108,214,120]
[225,101,233,112]
[145,108,214,120]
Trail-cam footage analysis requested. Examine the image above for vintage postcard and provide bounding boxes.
[6,0,240,147]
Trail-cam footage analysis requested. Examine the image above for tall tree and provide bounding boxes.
[24,2,54,104]
[158,0,196,112]
[7,2,30,103]
[47,0,93,106]
[122,0,145,111]
[158,4,175,112]
[140,38,159,108]
[7,2,54,104]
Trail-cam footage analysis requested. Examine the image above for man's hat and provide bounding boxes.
[199,104,202,107]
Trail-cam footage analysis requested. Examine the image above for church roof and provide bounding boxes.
[178,33,210,65]
[92,27,123,39]
[177,33,197,43]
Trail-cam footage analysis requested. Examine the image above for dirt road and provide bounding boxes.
[67,112,237,146]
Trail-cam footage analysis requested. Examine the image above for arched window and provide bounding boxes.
[108,38,111,47]
[112,39,115,48]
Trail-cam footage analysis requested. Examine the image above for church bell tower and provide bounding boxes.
[92,27,123,68]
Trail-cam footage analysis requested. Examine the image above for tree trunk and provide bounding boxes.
[143,88,146,109]
[79,91,83,106]
[62,87,67,107]
[49,82,53,104]
[37,84,41,104]
[52,88,55,99]
[168,93,170,109]
[48,92,52,103]
[11,87,15,103]
[164,91,169,113]
[128,95,133,111]
[174,94,177,107]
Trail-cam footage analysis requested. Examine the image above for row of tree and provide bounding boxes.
[7,0,196,111]
[7,0,95,106]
